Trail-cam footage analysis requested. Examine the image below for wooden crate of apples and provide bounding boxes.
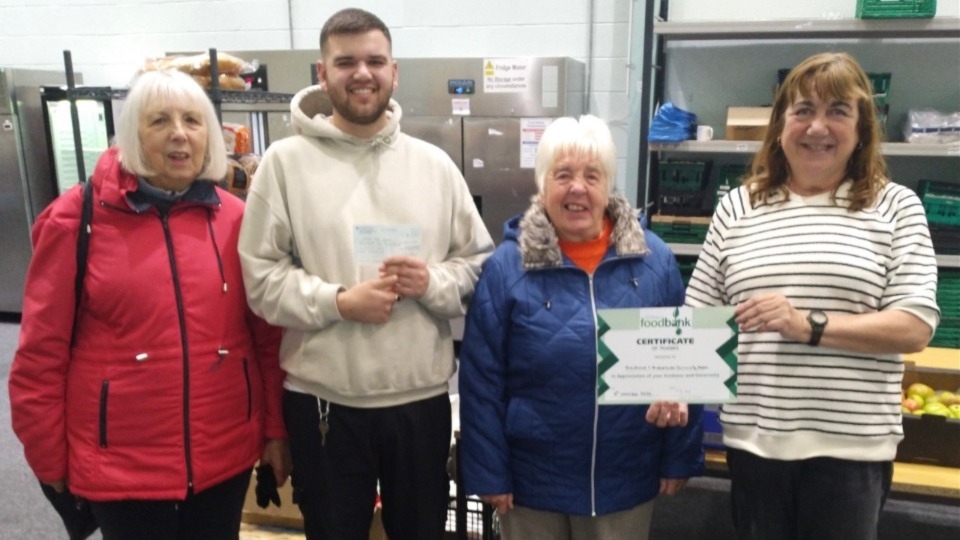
[901,382,960,418]
[896,367,960,468]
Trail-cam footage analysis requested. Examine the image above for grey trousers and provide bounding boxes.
[499,499,655,540]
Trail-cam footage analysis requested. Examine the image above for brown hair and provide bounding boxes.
[320,8,392,57]
[744,52,887,211]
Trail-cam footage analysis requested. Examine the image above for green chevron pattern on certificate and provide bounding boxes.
[597,306,738,404]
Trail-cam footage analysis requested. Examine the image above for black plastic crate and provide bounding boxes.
[658,190,709,217]
[659,160,711,192]
[715,164,746,207]
[446,495,499,540]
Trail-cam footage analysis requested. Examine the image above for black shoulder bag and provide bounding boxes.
[38,179,99,540]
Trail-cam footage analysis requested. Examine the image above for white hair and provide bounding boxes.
[115,69,227,180]
[534,114,616,195]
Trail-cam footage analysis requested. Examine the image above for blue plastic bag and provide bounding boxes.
[648,102,698,142]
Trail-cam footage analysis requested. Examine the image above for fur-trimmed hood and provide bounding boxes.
[512,191,649,269]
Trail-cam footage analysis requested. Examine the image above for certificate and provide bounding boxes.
[597,306,737,404]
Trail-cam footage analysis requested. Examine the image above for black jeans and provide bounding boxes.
[284,390,452,540]
[726,447,893,540]
[89,468,252,540]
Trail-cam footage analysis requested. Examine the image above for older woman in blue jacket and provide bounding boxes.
[459,115,704,539]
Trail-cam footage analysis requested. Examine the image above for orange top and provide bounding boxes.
[558,218,613,274]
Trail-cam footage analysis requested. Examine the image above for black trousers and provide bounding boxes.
[88,468,252,540]
[727,447,893,540]
[284,390,452,540]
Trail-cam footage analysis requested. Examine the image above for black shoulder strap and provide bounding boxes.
[72,180,94,342]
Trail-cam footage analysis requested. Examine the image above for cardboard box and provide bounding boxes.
[725,106,773,141]
[897,362,960,468]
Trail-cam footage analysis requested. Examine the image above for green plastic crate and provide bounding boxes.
[869,72,892,106]
[918,179,960,199]
[856,0,936,18]
[922,194,960,227]
[917,180,960,227]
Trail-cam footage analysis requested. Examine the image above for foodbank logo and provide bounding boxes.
[639,307,691,335]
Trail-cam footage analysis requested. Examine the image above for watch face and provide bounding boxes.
[810,311,827,325]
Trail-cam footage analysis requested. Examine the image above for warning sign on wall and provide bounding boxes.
[483,58,531,93]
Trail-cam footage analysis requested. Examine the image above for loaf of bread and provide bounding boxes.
[144,52,250,76]
[192,74,248,91]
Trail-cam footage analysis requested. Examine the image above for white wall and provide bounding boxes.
[2,1,956,198]
[0,0,640,193]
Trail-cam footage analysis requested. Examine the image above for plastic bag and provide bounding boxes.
[222,123,251,154]
[648,102,698,142]
[903,109,960,144]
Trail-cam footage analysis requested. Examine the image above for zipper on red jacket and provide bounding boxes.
[243,358,252,420]
[99,381,109,447]
[160,211,195,491]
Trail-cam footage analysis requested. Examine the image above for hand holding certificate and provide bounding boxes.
[597,306,738,404]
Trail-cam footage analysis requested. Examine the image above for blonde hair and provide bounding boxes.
[744,52,887,211]
[534,115,616,195]
[115,69,228,181]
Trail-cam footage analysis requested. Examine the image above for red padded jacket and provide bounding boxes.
[9,147,285,501]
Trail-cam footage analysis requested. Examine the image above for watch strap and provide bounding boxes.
[807,310,826,346]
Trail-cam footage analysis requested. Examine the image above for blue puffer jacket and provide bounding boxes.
[459,192,704,516]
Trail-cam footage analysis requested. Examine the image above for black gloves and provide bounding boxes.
[254,464,281,509]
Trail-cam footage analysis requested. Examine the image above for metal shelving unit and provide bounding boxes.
[641,9,960,268]
[653,17,960,41]
[60,49,293,181]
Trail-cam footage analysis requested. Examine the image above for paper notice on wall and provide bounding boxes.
[520,118,554,169]
[483,58,531,93]
[47,100,110,194]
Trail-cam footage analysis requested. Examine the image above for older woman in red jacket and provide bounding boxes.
[9,69,288,539]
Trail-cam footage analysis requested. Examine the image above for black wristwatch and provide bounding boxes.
[807,310,827,346]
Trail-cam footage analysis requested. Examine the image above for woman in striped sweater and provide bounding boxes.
[685,52,940,540]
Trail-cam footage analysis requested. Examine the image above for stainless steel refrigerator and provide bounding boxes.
[0,68,75,313]
[393,57,585,243]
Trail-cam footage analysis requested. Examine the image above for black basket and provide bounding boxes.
[446,495,499,540]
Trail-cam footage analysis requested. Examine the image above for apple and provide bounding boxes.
[922,402,952,417]
[906,383,935,399]
[908,394,926,409]
[938,391,960,406]
[902,397,922,412]
[949,404,960,418]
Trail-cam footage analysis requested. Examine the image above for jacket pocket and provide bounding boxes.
[242,358,252,421]
[98,380,109,448]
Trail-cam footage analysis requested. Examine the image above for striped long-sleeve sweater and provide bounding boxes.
[685,180,940,461]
